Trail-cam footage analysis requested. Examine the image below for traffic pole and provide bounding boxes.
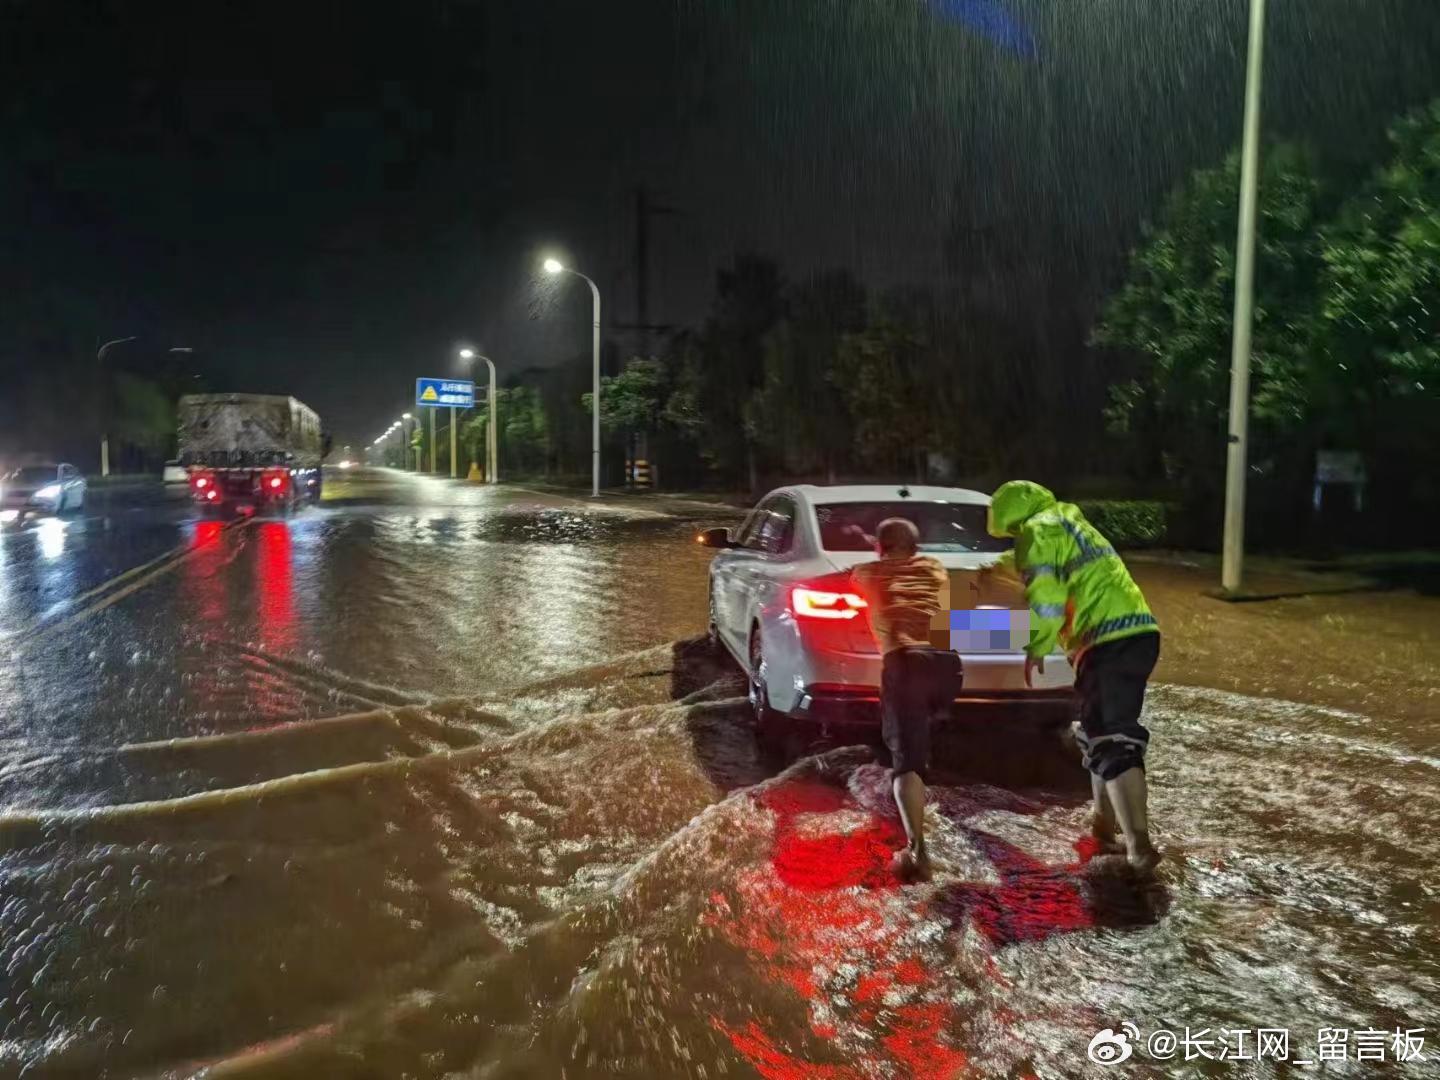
[449,406,457,479]
[429,409,437,474]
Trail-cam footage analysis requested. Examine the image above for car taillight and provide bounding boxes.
[206,489,219,501]
[191,471,214,492]
[263,470,289,493]
[792,585,869,620]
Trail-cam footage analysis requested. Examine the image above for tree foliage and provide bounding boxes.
[1319,99,1440,431]
[1094,144,1327,496]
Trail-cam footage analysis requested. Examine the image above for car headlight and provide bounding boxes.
[34,484,61,500]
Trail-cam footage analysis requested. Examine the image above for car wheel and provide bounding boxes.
[748,628,793,765]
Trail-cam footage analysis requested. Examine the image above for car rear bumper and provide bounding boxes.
[791,646,1074,697]
[795,684,1075,723]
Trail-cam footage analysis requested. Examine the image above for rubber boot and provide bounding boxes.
[1089,773,1124,854]
[1105,767,1159,873]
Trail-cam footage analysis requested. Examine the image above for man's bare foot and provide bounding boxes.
[893,846,932,883]
[1090,824,1126,856]
[1127,839,1161,875]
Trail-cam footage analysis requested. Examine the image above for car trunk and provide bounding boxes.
[819,550,1029,654]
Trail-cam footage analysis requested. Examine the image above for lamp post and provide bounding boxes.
[1220,0,1269,596]
[96,337,193,477]
[543,257,601,497]
[458,348,499,484]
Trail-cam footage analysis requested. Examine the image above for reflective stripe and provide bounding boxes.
[1022,564,1059,585]
[1031,603,1066,619]
[1061,518,1107,555]
[1077,613,1157,646]
[1062,545,1117,578]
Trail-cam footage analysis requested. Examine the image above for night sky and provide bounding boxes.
[4,0,1439,451]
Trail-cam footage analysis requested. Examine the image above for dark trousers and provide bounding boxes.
[881,647,963,779]
[1074,631,1160,782]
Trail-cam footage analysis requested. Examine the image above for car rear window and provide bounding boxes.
[816,501,1011,553]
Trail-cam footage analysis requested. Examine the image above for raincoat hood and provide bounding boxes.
[987,480,1057,538]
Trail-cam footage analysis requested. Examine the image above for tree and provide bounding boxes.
[834,291,950,481]
[1318,99,1440,525]
[499,386,549,476]
[679,255,787,492]
[111,372,174,469]
[1320,101,1440,416]
[582,358,669,484]
[582,358,667,437]
[1093,144,1328,504]
[748,270,867,482]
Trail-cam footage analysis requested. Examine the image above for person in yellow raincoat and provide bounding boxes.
[987,481,1161,872]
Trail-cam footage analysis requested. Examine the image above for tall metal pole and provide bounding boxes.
[96,336,136,477]
[1221,0,1268,595]
[449,406,457,478]
[588,277,602,497]
[429,409,437,474]
[485,357,498,484]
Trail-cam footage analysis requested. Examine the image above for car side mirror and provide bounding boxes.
[697,527,735,549]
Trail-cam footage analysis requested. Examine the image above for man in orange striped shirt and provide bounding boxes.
[852,518,963,881]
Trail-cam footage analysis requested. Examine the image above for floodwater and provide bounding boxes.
[0,470,1436,1078]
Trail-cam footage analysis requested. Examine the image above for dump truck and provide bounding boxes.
[177,394,326,512]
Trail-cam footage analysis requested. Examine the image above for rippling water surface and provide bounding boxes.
[1,477,1435,1078]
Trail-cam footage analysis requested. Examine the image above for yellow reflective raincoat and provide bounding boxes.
[986,481,1156,662]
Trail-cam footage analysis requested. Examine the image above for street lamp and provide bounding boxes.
[96,338,194,477]
[458,348,499,484]
[543,257,601,497]
[1220,0,1268,595]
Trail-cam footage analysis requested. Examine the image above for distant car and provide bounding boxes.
[700,484,1076,752]
[0,463,87,522]
[162,460,188,484]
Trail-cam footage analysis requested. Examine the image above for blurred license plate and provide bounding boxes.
[947,608,1029,652]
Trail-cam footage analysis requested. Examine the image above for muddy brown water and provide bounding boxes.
[1,477,1437,1077]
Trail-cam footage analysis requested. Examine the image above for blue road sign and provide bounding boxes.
[416,377,475,409]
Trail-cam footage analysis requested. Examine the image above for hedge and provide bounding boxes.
[1075,500,1169,548]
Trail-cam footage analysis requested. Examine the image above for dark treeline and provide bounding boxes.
[473,100,1440,552]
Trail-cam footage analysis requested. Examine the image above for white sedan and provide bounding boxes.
[701,484,1075,751]
[0,463,87,522]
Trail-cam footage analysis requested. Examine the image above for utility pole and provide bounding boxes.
[1221,0,1268,595]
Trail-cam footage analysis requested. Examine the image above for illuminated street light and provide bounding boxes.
[457,348,499,483]
[542,255,601,497]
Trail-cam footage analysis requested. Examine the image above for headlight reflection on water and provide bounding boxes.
[36,518,67,560]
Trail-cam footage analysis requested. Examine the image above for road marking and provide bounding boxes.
[9,516,253,651]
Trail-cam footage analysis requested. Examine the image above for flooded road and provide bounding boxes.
[1,469,1436,1078]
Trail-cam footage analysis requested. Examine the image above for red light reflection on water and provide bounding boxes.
[708,776,1121,1079]
[255,522,296,653]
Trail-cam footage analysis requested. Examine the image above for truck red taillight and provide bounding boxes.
[190,470,215,493]
[791,581,869,620]
[263,469,290,493]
